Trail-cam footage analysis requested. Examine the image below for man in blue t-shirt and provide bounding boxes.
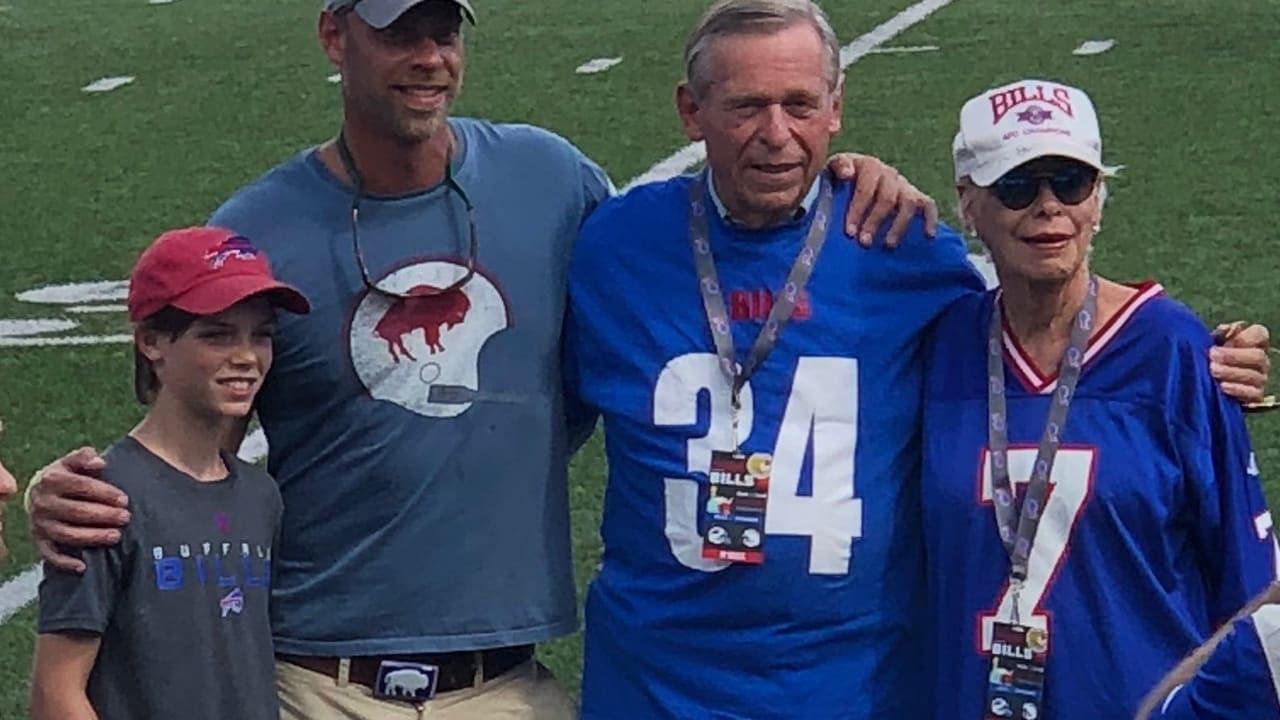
[23,0,941,717]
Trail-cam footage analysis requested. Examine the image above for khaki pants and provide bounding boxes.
[277,657,578,720]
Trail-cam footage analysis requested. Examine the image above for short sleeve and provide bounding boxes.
[576,151,615,224]
[37,540,130,635]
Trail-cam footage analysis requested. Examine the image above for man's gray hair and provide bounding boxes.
[684,0,841,99]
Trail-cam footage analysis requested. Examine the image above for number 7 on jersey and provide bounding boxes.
[977,446,1096,650]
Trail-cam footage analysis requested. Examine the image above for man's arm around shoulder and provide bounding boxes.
[28,448,129,574]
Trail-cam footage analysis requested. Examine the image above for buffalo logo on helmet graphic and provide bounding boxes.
[349,260,510,418]
[373,285,472,361]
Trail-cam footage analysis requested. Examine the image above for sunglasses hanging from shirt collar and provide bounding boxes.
[335,130,477,299]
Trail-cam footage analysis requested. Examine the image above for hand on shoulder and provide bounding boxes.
[28,446,129,573]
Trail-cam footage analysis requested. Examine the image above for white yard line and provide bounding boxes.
[0,334,132,348]
[1073,39,1115,56]
[623,0,956,191]
[0,567,40,625]
[0,0,958,624]
[623,143,709,192]
[970,251,998,288]
[16,280,129,305]
[65,304,129,314]
[576,57,623,75]
[237,427,269,463]
[82,76,135,93]
[869,44,940,54]
[0,319,78,338]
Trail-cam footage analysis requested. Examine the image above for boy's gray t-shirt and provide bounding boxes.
[38,436,282,720]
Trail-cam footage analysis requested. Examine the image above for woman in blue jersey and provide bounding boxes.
[920,78,1278,720]
[1137,582,1280,719]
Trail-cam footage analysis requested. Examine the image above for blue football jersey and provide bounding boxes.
[1155,604,1280,719]
[567,173,985,719]
[921,286,1278,719]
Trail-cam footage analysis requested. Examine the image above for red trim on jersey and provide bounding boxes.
[1000,281,1164,394]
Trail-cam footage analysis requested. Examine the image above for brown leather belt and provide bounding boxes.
[278,644,534,696]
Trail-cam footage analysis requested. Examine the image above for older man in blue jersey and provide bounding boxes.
[566,1,1274,719]
[566,1,986,717]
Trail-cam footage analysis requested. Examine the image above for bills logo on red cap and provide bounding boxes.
[205,235,260,270]
[989,84,1074,125]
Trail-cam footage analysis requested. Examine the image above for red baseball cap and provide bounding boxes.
[127,226,311,323]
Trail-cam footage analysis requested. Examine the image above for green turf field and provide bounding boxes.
[1,0,1278,715]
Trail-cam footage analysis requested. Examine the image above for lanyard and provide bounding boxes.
[688,172,833,450]
[987,275,1097,621]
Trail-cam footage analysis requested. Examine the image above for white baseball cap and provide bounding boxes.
[952,79,1103,186]
[323,0,476,28]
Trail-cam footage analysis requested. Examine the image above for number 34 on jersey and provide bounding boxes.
[653,353,863,576]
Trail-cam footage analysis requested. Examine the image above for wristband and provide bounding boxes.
[23,470,42,515]
[1244,395,1279,414]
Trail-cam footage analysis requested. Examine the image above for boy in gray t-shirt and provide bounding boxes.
[31,226,310,720]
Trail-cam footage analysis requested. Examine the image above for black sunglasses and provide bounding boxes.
[336,132,477,300]
[990,163,1099,211]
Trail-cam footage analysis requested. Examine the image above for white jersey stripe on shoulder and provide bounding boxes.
[1002,282,1165,396]
[1250,603,1280,706]
[1082,282,1164,365]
